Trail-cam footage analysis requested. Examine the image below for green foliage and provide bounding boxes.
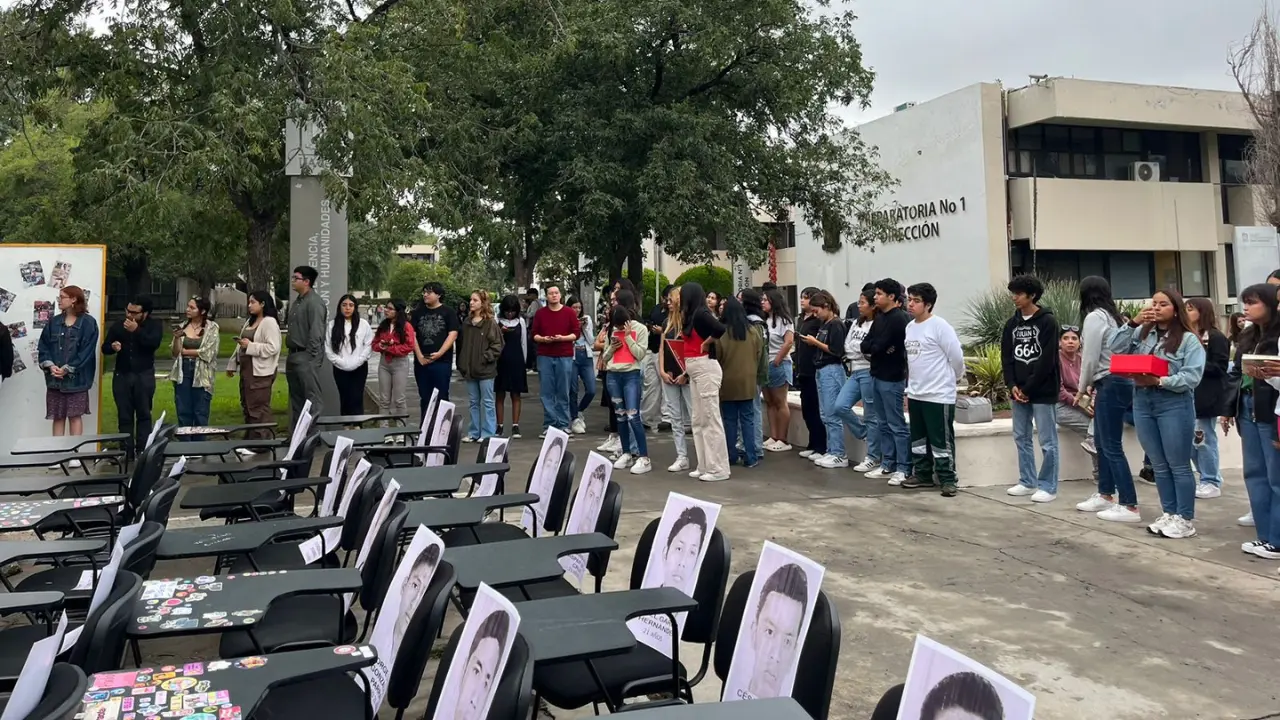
[674,266,734,301]
[385,261,473,308]
[624,269,672,314]
[962,278,1087,346]
[965,344,1007,404]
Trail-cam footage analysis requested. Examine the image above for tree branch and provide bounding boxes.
[363,0,406,22]
[684,51,745,99]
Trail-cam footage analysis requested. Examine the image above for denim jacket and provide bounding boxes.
[1109,323,1205,394]
[37,313,100,393]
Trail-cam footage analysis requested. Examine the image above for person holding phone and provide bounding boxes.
[799,291,849,469]
[601,291,651,474]
[793,288,827,462]
[168,296,219,436]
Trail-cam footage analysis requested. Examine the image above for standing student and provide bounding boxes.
[101,295,163,461]
[641,285,675,432]
[1002,275,1062,503]
[861,279,912,486]
[800,291,850,469]
[660,286,696,472]
[677,282,730,482]
[1055,326,1098,480]
[706,290,722,317]
[372,299,419,423]
[740,289,770,449]
[0,323,12,387]
[457,290,503,442]
[903,283,966,496]
[601,299,652,474]
[325,294,374,417]
[761,289,795,452]
[531,285,580,437]
[494,295,528,438]
[1073,276,1139,523]
[523,287,542,371]
[37,285,100,452]
[286,266,328,425]
[230,291,282,447]
[716,297,767,468]
[835,286,880,472]
[793,288,827,460]
[1110,288,1205,538]
[568,295,596,435]
[411,282,460,415]
[1185,297,1230,499]
[169,296,219,432]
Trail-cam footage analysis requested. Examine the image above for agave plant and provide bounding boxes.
[959,288,1013,347]
[964,344,1007,403]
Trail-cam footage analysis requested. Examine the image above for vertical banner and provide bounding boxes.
[732,256,753,295]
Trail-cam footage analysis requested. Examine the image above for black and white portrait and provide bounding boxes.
[894,635,1035,720]
[433,583,520,720]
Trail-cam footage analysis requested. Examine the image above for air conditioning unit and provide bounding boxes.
[1132,161,1160,183]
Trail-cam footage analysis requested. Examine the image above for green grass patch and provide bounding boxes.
[97,372,291,432]
[102,319,287,373]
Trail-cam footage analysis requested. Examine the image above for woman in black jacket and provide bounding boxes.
[0,323,12,384]
[1185,297,1230,499]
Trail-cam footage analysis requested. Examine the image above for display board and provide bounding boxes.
[0,244,108,439]
[1233,227,1280,293]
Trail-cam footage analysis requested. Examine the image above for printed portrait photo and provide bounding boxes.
[19,261,44,287]
[354,479,401,572]
[323,436,355,517]
[723,542,825,703]
[432,583,520,720]
[473,438,510,497]
[558,451,613,584]
[522,428,569,535]
[49,261,71,289]
[895,635,1036,720]
[32,301,53,330]
[0,287,15,313]
[425,401,455,467]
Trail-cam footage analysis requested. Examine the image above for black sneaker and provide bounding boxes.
[901,477,937,489]
[1139,466,1155,484]
[511,424,521,439]
[658,422,673,432]
[941,484,958,497]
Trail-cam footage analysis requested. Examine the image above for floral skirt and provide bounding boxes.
[46,390,90,420]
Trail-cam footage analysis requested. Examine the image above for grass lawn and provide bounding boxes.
[101,320,287,374]
[97,372,291,432]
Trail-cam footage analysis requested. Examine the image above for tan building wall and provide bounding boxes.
[1006,78,1253,132]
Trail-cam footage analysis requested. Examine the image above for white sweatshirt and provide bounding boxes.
[845,318,873,372]
[325,318,374,371]
[905,315,966,404]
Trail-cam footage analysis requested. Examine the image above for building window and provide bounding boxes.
[1008,246,1155,299]
[1007,124,1203,182]
[1226,243,1238,298]
[764,222,796,250]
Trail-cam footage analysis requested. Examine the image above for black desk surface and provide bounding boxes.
[617,698,809,719]
[404,493,537,531]
[179,476,330,509]
[0,472,129,497]
[389,463,509,498]
[516,587,696,664]
[0,496,122,531]
[129,568,361,638]
[81,645,376,720]
[9,433,129,455]
[0,591,65,614]
[314,413,408,427]
[163,439,282,458]
[157,517,342,561]
[0,451,118,469]
[444,532,617,590]
[319,427,417,447]
[0,538,106,567]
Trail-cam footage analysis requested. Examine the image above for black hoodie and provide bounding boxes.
[1001,306,1060,404]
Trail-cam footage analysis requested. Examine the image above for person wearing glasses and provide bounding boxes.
[286,266,328,426]
[101,296,163,461]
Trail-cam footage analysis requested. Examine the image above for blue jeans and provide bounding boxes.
[1012,401,1059,494]
[1133,388,1196,519]
[872,377,909,473]
[174,359,212,437]
[1193,417,1222,486]
[413,360,452,423]
[570,347,596,418]
[722,399,761,466]
[1093,376,1137,506]
[1239,396,1280,545]
[606,370,646,456]
[816,364,848,459]
[834,368,879,463]
[465,378,496,439]
[537,355,573,431]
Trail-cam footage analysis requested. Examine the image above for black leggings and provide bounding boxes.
[332,364,369,416]
[797,374,826,453]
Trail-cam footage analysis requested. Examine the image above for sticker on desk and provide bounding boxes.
[135,577,259,632]
[431,583,519,720]
[85,658,253,720]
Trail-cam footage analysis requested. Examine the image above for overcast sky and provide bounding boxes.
[839,0,1267,124]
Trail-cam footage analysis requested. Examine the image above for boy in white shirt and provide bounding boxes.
[904,283,967,496]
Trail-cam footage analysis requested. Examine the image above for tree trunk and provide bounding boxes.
[626,239,643,286]
[121,252,151,301]
[512,225,540,289]
[245,220,275,295]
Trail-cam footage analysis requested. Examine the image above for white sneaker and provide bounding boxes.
[1097,505,1143,524]
[1247,542,1280,560]
[597,435,622,453]
[1076,493,1115,513]
[235,447,258,459]
[1080,438,1097,456]
[771,441,793,452]
[668,457,690,473]
[1147,513,1174,535]
[852,459,878,473]
[865,468,892,480]
[1030,490,1057,503]
[630,457,653,475]
[699,472,730,483]
[1240,512,1256,527]
[798,450,816,459]
[689,469,704,479]
[810,453,829,465]
[1160,516,1197,539]
[888,472,906,487]
[613,453,635,470]
[461,437,478,444]
[817,455,848,469]
[1242,540,1267,554]
[570,418,587,435]
[538,431,547,439]
[1006,484,1037,497]
[66,459,82,469]
[1195,483,1221,499]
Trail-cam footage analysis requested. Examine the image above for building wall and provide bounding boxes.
[1006,78,1253,131]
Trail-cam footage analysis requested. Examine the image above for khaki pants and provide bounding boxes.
[687,356,730,477]
[240,371,276,439]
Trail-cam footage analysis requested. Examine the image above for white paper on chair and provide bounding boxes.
[415,389,439,461]
[61,535,129,652]
[306,458,374,559]
[431,583,520,720]
[521,427,569,536]
[473,438,509,498]
[893,635,1036,720]
[347,479,400,612]
[423,402,454,467]
[284,401,314,461]
[558,452,612,587]
[1,612,68,720]
[144,411,167,450]
[168,456,187,478]
[321,436,355,517]
[71,519,142,593]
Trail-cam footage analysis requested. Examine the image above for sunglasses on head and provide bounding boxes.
[1061,325,1079,333]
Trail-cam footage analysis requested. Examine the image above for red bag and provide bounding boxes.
[1109,354,1169,377]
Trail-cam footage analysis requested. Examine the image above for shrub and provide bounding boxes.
[674,265,734,300]
[961,277,1083,345]
[385,261,472,308]
[965,344,1007,403]
[623,269,672,315]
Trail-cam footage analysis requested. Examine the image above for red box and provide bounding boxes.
[1109,354,1169,377]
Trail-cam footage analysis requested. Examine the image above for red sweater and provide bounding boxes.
[373,324,417,358]
[531,305,580,358]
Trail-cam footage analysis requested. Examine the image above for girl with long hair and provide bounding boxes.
[372,299,419,422]
[834,285,880,471]
[601,298,652,474]
[1185,297,1230,498]
[229,291,281,445]
[1224,283,1280,556]
[794,287,827,460]
[716,297,766,468]
[660,286,695,471]
[568,295,596,435]
[761,289,795,451]
[325,294,374,417]
[458,290,504,441]
[1109,287,1205,538]
[705,290,722,318]
[494,294,528,437]
[37,285,99,450]
[1073,276,1139,523]
[799,291,850,468]
[678,282,730,481]
[168,296,219,433]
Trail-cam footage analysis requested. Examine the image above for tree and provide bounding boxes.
[674,265,733,301]
[1231,11,1280,227]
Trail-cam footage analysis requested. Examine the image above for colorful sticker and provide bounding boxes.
[182,663,204,676]
[159,677,196,693]
[234,657,266,670]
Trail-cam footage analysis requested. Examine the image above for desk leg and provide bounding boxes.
[586,659,619,712]
[130,639,143,667]
[665,612,681,700]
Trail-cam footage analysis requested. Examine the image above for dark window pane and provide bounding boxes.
[1123,131,1142,152]
[1108,252,1154,299]
[1102,129,1123,153]
[1104,154,1140,180]
[1071,127,1096,152]
[1045,125,1070,151]
[1226,243,1238,297]
[1019,151,1032,175]
[1016,126,1042,150]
